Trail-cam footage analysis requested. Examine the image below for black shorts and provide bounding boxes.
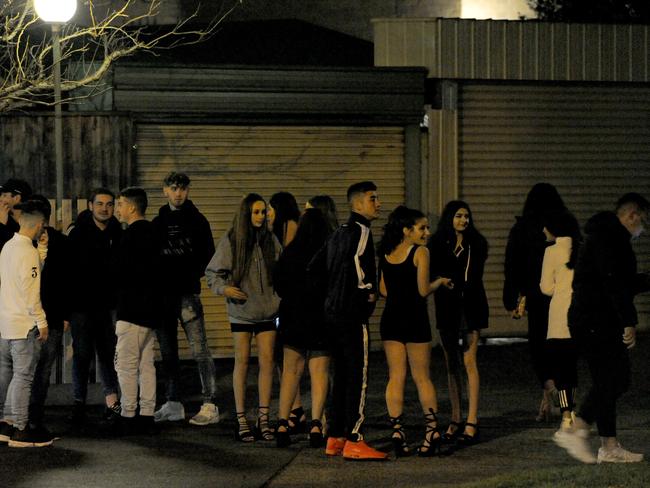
[230,321,276,334]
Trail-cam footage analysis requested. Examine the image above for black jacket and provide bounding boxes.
[40,227,71,330]
[429,234,489,330]
[68,210,123,312]
[115,219,161,329]
[309,212,376,326]
[0,216,19,252]
[568,211,650,339]
[152,200,215,296]
[503,216,550,311]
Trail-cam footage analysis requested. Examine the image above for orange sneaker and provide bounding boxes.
[342,439,389,460]
[325,436,346,456]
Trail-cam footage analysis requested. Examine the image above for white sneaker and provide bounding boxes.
[597,444,644,464]
[189,403,220,426]
[554,425,596,464]
[153,401,185,423]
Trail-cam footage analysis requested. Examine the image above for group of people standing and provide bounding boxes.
[0,174,646,466]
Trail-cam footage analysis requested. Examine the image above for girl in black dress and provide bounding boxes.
[379,206,452,457]
[428,200,488,445]
[273,208,332,448]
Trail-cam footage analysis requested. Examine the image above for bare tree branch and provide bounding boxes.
[0,0,242,113]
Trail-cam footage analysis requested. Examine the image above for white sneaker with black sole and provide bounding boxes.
[189,403,220,426]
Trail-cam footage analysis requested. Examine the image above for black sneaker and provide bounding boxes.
[0,422,15,443]
[137,415,158,435]
[28,424,55,443]
[9,426,54,448]
[104,401,122,422]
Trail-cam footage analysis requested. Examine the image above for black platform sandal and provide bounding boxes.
[256,406,275,441]
[457,421,480,446]
[418,408,441,457]
[288,406,307,435]
[309,419,325,448]
[235,412,255,443]
[276,418,291,448]
[442,420,463,444]
[389,415,411,457]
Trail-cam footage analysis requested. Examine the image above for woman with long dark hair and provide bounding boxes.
[206,193,281,442]
[269,192,301,247]
[540,210,581,441]
[379,206,452,457]
[428,200,488,445]
[273,208,332,448]
[306,195,339,234]
[503,183,567,421]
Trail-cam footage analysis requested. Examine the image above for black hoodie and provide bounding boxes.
[152,200,215,296]
[568,211,650,339]
[68,209,123,312]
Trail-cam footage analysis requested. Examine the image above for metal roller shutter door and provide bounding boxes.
[459,83,650,336]
[137,125,405,358]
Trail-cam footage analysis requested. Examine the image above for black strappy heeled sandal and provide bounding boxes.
[235,412,255,443]
[275,418,291,448]
[309,419,325,448]
[288,406,307,435]
[457,421,480,446]
[389,415,411,457]
[418,408,441,457]
[256,406,275,441]
[442,420,463,444]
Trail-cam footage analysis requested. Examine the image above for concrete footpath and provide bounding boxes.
[1,336,649,488]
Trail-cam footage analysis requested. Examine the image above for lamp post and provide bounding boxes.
[34,0,77,228]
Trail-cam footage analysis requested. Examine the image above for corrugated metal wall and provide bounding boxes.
[136,124,406,358]
[373,18,650,82]
[457,83,650,335]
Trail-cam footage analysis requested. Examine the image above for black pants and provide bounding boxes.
[546,338,577,412]
[527,294,551,388]
[329,322,369,441]
[578,332,630,438]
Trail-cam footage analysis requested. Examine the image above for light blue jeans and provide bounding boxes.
[0,327,42,430]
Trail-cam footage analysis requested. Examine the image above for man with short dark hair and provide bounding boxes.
[67,188,122,425]
[0,201,51,447]
[0,178,32,251]
[152,172,219,425]
[558,193,650,464]
[313,181,387,460]
[114,187,160,433]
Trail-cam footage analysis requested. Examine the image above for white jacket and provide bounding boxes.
[540,237,573,339]
[0,233,48,339]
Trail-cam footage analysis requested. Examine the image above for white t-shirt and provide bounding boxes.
[540,237,574,340]
[0,233,48,339]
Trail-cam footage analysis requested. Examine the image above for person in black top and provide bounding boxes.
[152,172,219,426]
[429,200,488,446]
[503,183,567,422]
[0,179,32,251]
[379,206,452,457]
[273,208,331,448]
[311,181,387,460]
[114,187,160,433]
[67,188,122,424]
[557,193,650,464]
[26,196,70,441]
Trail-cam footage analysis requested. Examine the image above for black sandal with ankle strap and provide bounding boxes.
[288,406,306,434]
[389,415,411,457]
[276,418,291,448]
[442,420,463,444]
[418,408,441,457]
[256,406,275,441]
[309,419,325,448]
[235,412,255,442]
[457,421,480,446]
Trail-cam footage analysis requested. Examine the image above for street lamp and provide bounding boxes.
[33,0,77,228]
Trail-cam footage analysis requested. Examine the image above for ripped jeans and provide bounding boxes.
[156,294,218,404]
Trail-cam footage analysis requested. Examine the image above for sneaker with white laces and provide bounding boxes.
[154,401,185,423]
[554,425,596,464]
[189,403,220,426]
[597,444,644,464]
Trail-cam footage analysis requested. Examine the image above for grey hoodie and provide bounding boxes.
[206,233,281,323]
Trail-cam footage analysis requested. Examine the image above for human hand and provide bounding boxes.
[38,326,49,343]
[224,286,248,301]
[622,326,636,349]
[38,228,49,247]
[441,278,454,290]
[368,293,377,303]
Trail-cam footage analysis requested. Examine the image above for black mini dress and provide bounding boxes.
[380,245,432,344]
